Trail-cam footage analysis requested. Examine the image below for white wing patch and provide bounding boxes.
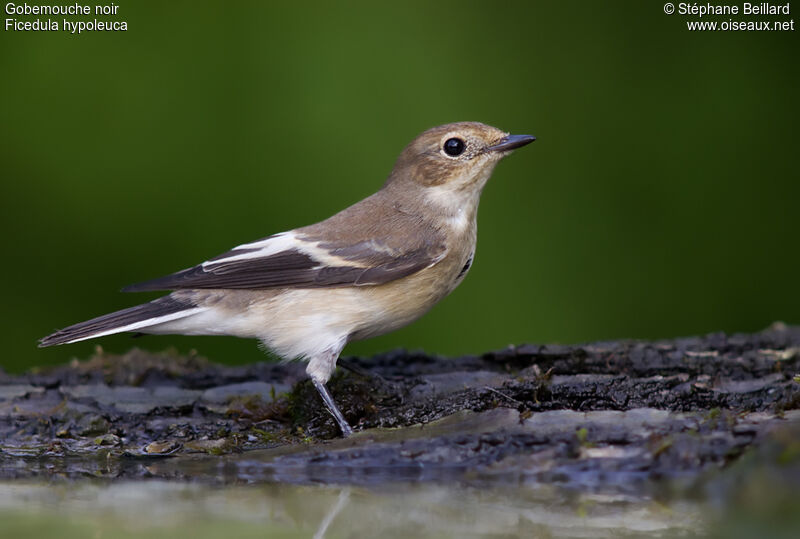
[202,232,300,268]
[201,230,373,271]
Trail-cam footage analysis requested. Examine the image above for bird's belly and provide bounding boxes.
[247,277,451,358]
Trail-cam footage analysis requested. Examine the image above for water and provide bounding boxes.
[0,480,704,538]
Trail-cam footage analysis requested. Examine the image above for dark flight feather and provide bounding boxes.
[121,245,440,292]
[39,295,196,347]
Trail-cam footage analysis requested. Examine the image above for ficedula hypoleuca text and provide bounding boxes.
[40,122,535,436]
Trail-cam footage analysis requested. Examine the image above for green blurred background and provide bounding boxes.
[1,1,798,372]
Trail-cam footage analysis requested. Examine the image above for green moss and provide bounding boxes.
[576,427,594,448]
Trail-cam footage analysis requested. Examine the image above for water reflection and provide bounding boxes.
[0,480,702,538]
[313,488,349,539]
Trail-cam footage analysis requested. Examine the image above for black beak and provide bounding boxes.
[488,134,536,152]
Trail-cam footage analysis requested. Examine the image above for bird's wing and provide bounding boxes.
[122,228,447,292]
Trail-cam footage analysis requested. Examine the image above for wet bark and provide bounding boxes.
[1,323,798,486]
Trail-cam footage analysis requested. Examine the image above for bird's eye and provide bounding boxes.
[443,137,465,157]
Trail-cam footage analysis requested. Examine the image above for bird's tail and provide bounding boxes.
[39,295,204,347]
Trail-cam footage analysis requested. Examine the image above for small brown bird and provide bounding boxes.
[40,122,535,436]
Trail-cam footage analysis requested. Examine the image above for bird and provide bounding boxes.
[39,122,535,436]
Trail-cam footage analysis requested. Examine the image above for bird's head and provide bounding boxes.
[385,122,534,214]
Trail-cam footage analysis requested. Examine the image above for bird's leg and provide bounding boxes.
[306,345,353,437]
[311,379,353,437]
